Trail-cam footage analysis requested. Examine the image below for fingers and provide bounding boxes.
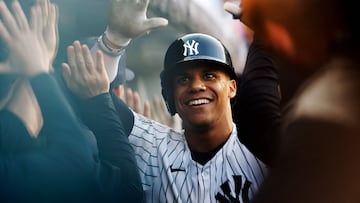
[95,50,105,75]
[82,44,95,75]
[37,0,49,20]
[143,101,151,118]
[67,41,96,82]
[70,41,91,78]
[126,88,135,110]
[66,44,78,78]
[0,19,10,45]
[0,1,19,40]
[151,97,166,122]
[224,2,241,19]
[30,4,40,34]
[143,17,168,32]
[61,62,72,88]
[43,2,59,62]
[113,85,125,100]
[48,3,58,37]
[122,87,152,118]
[63,41,109,98]
[11,0,29,31]
[132,91,142,114]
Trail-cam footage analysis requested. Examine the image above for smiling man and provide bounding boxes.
[63,31,268,202]
[130,33,267,202]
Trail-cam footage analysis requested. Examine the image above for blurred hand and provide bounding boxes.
[113,85,182,130]
[224,1,241,19]
[0,0,56,76]
[113,85,151,118]
[37,0,58,64]
[224,1,254,44]
[62,41,110,98]
[106,0,168,45]
[150,96,182,131]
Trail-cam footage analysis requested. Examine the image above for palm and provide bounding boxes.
[108,0,167,38]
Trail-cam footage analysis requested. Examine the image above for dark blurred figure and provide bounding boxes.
[0,1,144,202]
[0,0,100,202]
[227,0,360,202]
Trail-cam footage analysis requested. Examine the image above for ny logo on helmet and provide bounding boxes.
[183,40,199,56]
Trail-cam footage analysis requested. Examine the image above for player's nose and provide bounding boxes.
[189,76,206,92]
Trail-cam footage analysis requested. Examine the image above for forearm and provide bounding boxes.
[110,91,135,136]
[91,30,131,83]
[234,42,282,166]
[90,42,121,83]
[78,93,136,167]
[29,73,81,130]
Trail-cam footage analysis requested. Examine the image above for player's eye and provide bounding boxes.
[204,72,215,80]
[175,75,190,85]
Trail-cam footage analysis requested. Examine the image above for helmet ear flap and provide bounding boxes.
[160,70,177,116]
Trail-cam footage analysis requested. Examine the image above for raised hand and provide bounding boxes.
[113,85,152,118]
[62,41,110,99]
[0,0,56,76]
[224,1,254,44]
[150,96,183,131]
[106,0,168,45]
[37,0,58,64]
[224,1,241,19]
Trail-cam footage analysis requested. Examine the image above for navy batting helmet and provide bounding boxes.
[160,33,236,115]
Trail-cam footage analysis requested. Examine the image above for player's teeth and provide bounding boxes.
[188,99,209,106]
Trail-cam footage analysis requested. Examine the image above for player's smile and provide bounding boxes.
[187,98,211,106]
[183,97,213,114]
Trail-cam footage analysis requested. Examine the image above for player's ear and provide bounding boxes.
[264,19,295,58]
[228,79,236,99]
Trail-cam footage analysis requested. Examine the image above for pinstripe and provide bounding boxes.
[238,142,262,186]
[240,141,266,186]
[129,113,268,203]
[196,164,201,203]
[158,136,167,202]
[228,147,257,196]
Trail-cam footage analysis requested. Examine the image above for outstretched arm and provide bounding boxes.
[224,2,282,166]
[92,0,168,82]
[62,41,144,202]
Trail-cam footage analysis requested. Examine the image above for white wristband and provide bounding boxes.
[104,27,131,47]
[97,34,125,56]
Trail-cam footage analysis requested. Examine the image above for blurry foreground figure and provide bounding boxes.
[0,1,144,202]
[228,0,360,202]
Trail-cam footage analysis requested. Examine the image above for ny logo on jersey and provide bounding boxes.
[183,40,199,56]
[215,175,252,203]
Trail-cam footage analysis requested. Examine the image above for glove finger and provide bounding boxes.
[224,2,241,19]
[142,17,168,31]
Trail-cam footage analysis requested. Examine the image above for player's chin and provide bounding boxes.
[185,113,212,126]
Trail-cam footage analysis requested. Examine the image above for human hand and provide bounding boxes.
[0,0,55,76]
[113,85,151,118]
[224,1,254,44]
[106,0,168,46]
[224,1,241,19]
[37,0,58,64]
[125,87,151,118]
[150,96,182,131]
[62,41,110,99]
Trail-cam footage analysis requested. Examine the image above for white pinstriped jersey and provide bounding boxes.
[129,113,267,203]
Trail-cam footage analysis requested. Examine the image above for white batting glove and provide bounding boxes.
[106,0,168,47]
[224,1,241,19]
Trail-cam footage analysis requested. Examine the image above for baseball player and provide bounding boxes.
[63,32,268,202]
[129,33,267,202]
[61,1,269,202]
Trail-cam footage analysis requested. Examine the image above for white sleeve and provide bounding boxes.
[90,43,121,83]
